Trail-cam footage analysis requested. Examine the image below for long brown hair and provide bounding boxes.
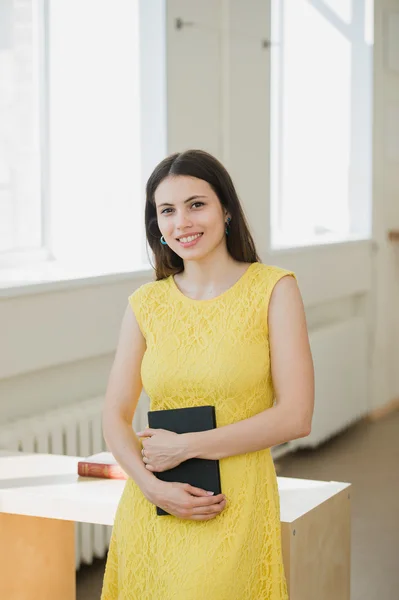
[145,149,261,280]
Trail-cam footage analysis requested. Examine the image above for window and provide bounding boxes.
[0,0,43,262]
[0,0,166,280]
[270,0,374,249]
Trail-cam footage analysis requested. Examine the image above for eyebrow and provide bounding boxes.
[157,195,207,208]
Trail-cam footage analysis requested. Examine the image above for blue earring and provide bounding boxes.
[160,235,167,245]
[225,217,231,235]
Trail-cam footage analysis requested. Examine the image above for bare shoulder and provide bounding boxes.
[268,274,305,329]
[114,304,146,364]
[270,273,300,299]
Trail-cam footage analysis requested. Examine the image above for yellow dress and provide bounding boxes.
[101,262,294,600]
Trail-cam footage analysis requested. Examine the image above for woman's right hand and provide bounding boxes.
[149,481,227,521]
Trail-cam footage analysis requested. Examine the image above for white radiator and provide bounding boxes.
[295,316,369,449]
[0,396,149,570]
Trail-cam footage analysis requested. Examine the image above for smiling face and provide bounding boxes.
[154,175,230,261]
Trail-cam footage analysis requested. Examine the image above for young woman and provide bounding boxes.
[101,149,314,599]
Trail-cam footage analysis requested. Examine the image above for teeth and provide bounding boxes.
[179,233,202,243]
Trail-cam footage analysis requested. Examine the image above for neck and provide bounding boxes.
[176,249,249,293]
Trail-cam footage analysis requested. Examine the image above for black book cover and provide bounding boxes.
[147,405,221,516]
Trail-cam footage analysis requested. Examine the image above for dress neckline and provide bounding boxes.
[169,262,259,304]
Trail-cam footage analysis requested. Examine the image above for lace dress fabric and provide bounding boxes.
[101,262,294,599]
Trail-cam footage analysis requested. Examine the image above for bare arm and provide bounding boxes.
[102,303,227,519]
[102,305,158,499]
[184,276,314,460]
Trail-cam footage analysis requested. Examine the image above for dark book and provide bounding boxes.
[147,405,221,516]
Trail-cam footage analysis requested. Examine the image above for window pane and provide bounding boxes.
[271,0,373,248]
[49,0,143,271]
[0,0,42,254]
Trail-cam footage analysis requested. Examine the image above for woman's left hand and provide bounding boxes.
[137,428,189,472]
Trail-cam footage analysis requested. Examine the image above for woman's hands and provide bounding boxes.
[137,428,227,520]
[148,481,227,521]
[137,428,190,472]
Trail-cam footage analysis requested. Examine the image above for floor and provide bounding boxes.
[77,411,399,599]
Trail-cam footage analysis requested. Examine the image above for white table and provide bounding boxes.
[0,451,351,600]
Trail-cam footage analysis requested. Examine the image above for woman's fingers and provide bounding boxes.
[158,483,227,521]
[190,493,226,507]
[184,484,220,498]
[189,513,222,521]
[182,484,226,510]
[190,499,227,516]
[187,502,227,521]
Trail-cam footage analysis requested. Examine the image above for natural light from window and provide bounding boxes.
[0,0,162,285]
[49,0,143,273]
[0,0,42,257]
[270,0,373,249]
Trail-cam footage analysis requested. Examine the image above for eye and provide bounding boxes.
[191,201,205,209]
[160,207,173,215]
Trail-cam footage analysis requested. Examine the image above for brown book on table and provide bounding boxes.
[77,452,128,480]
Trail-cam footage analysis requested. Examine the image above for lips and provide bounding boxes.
[176,233,203,242]
[176,233,204,248]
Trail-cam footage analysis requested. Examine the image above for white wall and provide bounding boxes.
[1,0,398,433]
[0,272,151,423]
[370,0,399,410]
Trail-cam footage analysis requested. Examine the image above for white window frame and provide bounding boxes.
[0,0,48,266]
[0,0,166,288]
[269,0,374,252]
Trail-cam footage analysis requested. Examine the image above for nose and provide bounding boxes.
[175,210,193,230]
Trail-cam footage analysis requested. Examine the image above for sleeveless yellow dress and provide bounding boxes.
[101,262,294,600]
